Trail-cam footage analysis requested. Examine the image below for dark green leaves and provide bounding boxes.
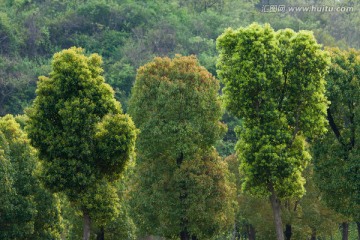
[129,55,235,239]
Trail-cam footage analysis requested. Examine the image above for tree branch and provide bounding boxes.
[327,108,346,148]
[348,101,355,148]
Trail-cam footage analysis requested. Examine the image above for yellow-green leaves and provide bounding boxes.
[217,23,329,198]
[95,113,137,180]
[26,47,138,226]
[0,114,62,239]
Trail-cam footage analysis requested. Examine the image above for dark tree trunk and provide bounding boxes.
[96,226,105,240]
[180,230,198,240]
[341,222,349,240]
[248,224,256,240]
[180,230,190,240]
[357,222,360,240]
[284,224,292,240]
[269,186,284,240]
[83,211,91,240]
[310,228,316,240]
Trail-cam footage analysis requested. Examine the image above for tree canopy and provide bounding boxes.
[217,23,329,240]
[26,47,137,239]
[128,55,236,240]
[313,47,360,223]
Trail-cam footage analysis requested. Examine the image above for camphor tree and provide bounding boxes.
[26,47,137,240]
[128,55,236,240]
[217,23,329,240]
[313,47,360,240]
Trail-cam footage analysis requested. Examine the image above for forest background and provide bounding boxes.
[0,0,359,239]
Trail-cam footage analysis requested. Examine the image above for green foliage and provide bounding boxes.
[1,0,359,117]
[60,173,138,240]
[26,47,137,227]
[0,0,359,237]
[0,114,62,239]
[295,166,345,239]
[225,153,344,240]
[0,56,50,116]
[129,55,236,239]
[313,47,360,221]
[180,0,226,12]
[105,61,136,110]
[217,23,329,199]
[101,170,138,240]
[0,12,17,55]
[0,130,17,239]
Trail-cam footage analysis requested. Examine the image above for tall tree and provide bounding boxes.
[217,23,329,240]
[26,47,137,240]
[128,55,236,240]
[313,47,360,240]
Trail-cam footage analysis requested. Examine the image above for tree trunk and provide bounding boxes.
[310,228,316,240]
[248,224,256,240]
[269,186,284,240]
[232,222,240,240]
[83,211,91,240]
[341,222,349,240]
[180,229,198,240]
[96,226,105,240]
[357,222,360,240]
[284,224,292,240]
[180,229,190,240]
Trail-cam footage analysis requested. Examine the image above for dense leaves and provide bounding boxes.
[313,47,360,222]
[0,0,359,238]
[217,23,329,240]
[217,23,329,198]
[26,47,137,237]
[128,55,236,239]
[1,0,359,116]
[0,115,62,239]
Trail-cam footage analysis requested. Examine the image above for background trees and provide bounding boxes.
[1,0,359,115]
[128,55,236,240]
[313,47,360,240]
[217,23,329,240]
[26,47,137,239]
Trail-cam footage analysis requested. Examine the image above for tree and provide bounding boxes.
[128,55,236,240]
[217,23,329,240]
[313,47,360,240]
[0,114,62,239]
[26,47,137,240]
